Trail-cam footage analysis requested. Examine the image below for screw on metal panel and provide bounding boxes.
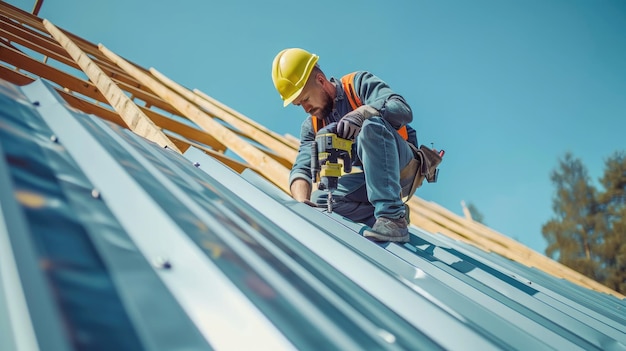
[50,135,58,143]
[32,101,40,106]
[376,329,396,344]
[91,189,101,199]
[193,162,200,167]
[153,257,172,270]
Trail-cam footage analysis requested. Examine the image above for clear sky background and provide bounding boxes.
[7,0,625,254]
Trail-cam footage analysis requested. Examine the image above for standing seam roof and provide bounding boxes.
[0,2,624,349]
[1,79,623,350]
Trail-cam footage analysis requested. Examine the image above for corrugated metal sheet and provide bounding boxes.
[1,79,624,350]
[1,0,620,300]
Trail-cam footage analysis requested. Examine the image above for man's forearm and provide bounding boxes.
[290,178,312,202]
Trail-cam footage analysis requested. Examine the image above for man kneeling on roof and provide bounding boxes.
[272,48,441,243]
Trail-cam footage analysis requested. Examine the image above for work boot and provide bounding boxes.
[363,217,409,243]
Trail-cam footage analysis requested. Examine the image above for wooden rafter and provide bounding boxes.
[0,45,227,152]
[43,19,180,152]
[32,0,44,16]
[151,68,298,164]
[1,44,105,100]
[0,63,35,85]
[0,16,184,117]
[193,89,299,152]
[99,44,291,192]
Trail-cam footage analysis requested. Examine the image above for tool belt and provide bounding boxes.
[400,143,443,202]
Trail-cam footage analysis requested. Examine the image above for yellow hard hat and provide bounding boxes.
[272,48,319,107]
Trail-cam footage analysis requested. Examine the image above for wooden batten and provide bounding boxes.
[150,68,298,164]
[167,135,250,174]
[1,44,105,100]
[43,19,180,152]
[0,46,228,154]
[139,108,227,152]
[98,44,291,193]
[0,64,35,85]
[32,0,44,16]
[0,18,81,70]
[282,134,302,149]
[0,2,145,88]
[192,87,300,153]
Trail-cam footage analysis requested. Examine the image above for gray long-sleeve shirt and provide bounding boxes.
[289,71,418,187]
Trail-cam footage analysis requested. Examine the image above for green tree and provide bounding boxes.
[596,152,626,293]
[542,153,602,280]
[543,152,626,294]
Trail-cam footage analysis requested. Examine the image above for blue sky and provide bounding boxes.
[7,0,625,254]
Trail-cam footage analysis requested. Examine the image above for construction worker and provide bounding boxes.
[271,48,419,243]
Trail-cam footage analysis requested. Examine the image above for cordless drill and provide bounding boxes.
[310,123,353,213]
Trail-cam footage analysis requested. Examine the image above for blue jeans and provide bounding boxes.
[311,117,414,226]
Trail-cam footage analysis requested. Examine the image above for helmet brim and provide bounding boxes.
[279,54,319,107]
[282,86,304,107]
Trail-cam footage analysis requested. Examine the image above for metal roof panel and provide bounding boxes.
[1,78,624,350]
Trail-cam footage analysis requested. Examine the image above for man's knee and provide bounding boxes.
[358,117,388,141]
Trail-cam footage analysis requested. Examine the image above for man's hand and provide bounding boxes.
[337,110,365,140]
[336,105,379,140]
[290,179,318,207]
[290,178,312,202]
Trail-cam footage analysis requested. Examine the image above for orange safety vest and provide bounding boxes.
[312,72,409,140]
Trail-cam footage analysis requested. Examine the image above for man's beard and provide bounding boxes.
[316,91,334,120]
